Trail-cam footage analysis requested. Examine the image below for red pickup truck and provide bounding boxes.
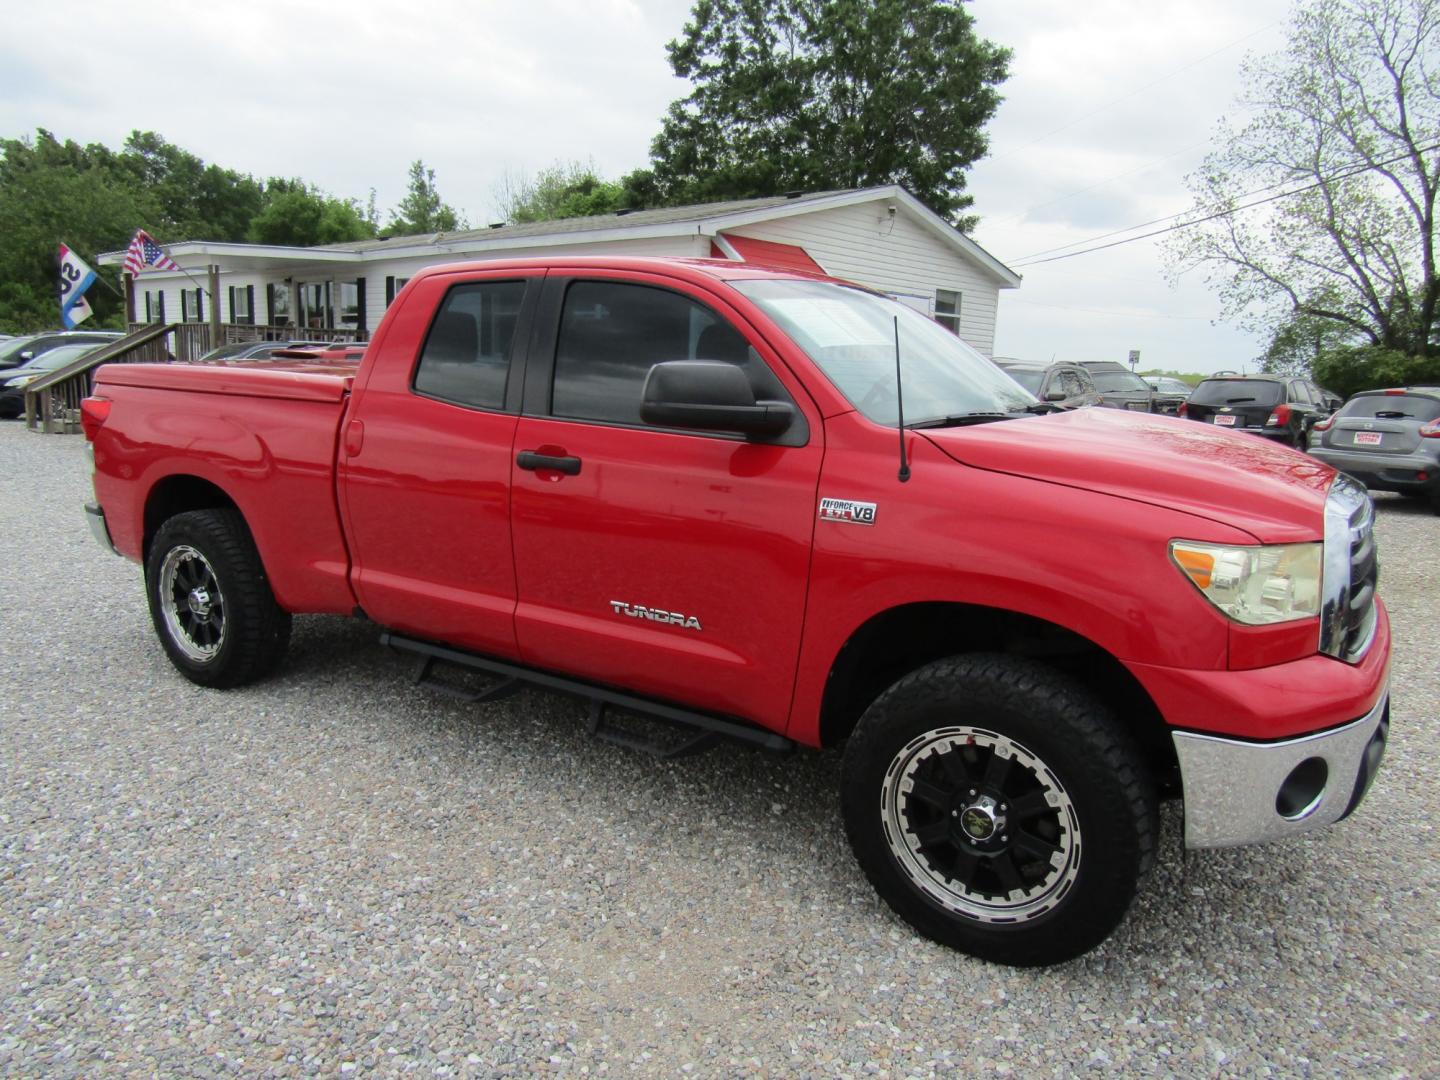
[81,256,1390,967]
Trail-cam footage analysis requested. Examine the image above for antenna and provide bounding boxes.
[893,315,910,483]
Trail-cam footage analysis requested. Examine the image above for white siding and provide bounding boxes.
[724,203,1005,356]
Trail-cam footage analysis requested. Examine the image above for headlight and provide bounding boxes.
[1170,540,1322,625]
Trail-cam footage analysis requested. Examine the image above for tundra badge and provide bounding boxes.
[609,601,702,631]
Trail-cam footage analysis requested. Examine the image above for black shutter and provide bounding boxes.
[385,275,395,306]
[158,291,165,322]
[196,288,204,322]
[246,285,255,325]
[228,286,236,323]
[266,283,275,325]
[144,292,152,322]
[355,278,366,339]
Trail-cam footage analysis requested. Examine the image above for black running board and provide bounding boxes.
[380,632,795,759]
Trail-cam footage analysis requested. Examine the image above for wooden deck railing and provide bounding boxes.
[128,321,362,361]
[26,321,368,433]
[24,324,176,433]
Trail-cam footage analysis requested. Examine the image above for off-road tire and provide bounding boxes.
[841,654,1157,967]
[145,508,291,688]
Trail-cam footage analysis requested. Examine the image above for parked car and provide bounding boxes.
[1142,376,1195,397]
[1179,375,1331,448]
[1078,363,1164,412]
[1317,386,1345,411]
[991,359,1102,409]
[1307,387,1440,513]
[0,342,114,418]
[195,340,334,363]
[0,331,121,373]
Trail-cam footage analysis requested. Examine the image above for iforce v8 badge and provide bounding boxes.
[818,498,877,525]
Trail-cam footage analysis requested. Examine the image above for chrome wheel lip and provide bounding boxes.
[159,545,225,663]
[880,725,1081,925]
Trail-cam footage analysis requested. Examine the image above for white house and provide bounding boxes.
[100,185,1020,356]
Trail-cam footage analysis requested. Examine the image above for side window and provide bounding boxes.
[413,280,525,410]
[552,280,786,427]
[1060,370,1085,397]
[934,289,962,335]
[1290,380,1313,405]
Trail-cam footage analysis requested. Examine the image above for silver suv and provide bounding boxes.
[1308,387,1440,514]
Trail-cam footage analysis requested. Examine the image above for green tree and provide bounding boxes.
[640,0,1010,226]
[388,160,465,235]
[1259,315,1351,376]
[1311,343,1440,397]
[248,186,376,246]
[0,130,145,332]
[122,130,264,241]
[494,160,628,223]
[1168,0,1439,368]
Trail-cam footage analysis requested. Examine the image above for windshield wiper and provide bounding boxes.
[1224,396,1257,404]
[1023,401,1064,414]
[907,411,1013,429]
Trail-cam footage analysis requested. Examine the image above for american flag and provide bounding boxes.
[122,229,180,275]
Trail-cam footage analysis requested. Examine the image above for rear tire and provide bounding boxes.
[841,654,1156,967]
[145,509,291,688]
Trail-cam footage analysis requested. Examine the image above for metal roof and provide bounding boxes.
[314,190,861,253]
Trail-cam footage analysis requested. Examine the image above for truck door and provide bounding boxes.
[508,273,824,731]
[338,270,540,658]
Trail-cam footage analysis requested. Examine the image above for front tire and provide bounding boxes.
[841,655,1156,967]
[145,508,291,688]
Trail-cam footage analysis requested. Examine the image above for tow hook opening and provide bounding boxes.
[1276,757,1328,820]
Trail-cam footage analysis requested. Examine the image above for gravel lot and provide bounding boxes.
[1,419,1436,1077]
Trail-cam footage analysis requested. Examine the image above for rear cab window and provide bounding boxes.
[413,280,526,410]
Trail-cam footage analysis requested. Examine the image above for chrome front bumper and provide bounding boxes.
[1173,690,1389,848]
[85,501,118,556]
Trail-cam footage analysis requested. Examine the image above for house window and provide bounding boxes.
[181,289,204,323]
[269,282,291,325]
[230,286,254,325]
[934,289,961,335]
[385,276,411,306]
[338,281,360,326]
[144,290,166,323]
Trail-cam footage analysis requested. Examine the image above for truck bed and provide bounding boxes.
[90,361,358,614]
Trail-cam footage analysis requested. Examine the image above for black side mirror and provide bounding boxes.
[640,360,794,436]
[1045,390,1067,402]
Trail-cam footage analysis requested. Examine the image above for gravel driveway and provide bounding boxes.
[1,421,1436,1077]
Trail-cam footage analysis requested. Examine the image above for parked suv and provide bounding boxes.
[1078,362,1165,412]
[1180,375,1330,448]
[1308,387,1440,512]
[992,359,1102,409]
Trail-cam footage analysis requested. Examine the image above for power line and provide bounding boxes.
[1005,299,1213,321]
[989,139,1211,228]
[1005,142,1440,268]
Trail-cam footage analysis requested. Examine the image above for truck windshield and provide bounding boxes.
[731,279,1036,427]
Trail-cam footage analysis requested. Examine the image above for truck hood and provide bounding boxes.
[919,407,1335,543]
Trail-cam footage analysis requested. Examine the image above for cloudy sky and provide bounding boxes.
[0,0,1297,373]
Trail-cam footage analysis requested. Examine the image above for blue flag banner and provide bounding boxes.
[59,243,98,329]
